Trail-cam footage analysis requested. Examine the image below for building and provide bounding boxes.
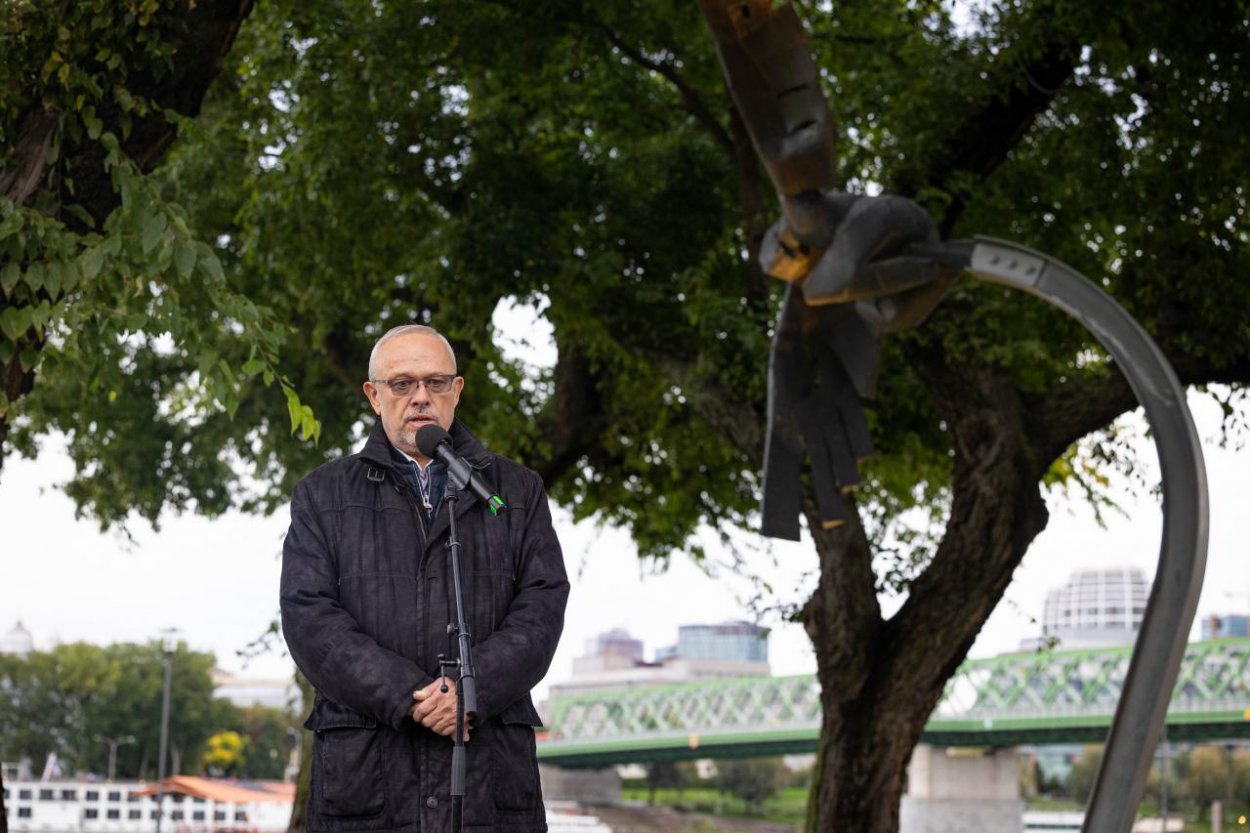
[549,622,770,700]
[210,669,298,711]
[569,628,644,676]
[658,621,770,665]
[1200,614,1250,640]
[1,621,33,657]
[1034,567,1151,650]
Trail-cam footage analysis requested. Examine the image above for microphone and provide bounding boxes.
[415,425,506,515]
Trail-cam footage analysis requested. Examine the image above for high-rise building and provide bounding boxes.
[658,621,770,665]
[550,621,771,700]
[1038,567,1150,649]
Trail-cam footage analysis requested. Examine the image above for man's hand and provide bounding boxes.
[411,677,470,740]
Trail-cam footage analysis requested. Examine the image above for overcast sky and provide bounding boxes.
[0,304,1246,704]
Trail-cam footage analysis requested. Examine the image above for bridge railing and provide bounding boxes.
[541,638,1250,760]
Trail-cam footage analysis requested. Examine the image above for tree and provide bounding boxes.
[0,641,235,780]
[229,706,302,781]
[714,757,787,812]
[5,1,1250,832]
[645,760,695,805]
[1067,745,1104,806]
[1184,745,1231,817]
[1231,750,1250,811]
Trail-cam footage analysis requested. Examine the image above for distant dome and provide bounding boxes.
[1042,567,1150,649]
[0,620,33,656]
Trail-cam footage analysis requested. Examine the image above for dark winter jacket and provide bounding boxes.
[280,420,569,833]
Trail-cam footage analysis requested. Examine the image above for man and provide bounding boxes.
[281,323,569,833]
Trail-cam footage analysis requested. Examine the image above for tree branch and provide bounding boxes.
[529,340,607,486]
[889,10,1081,235]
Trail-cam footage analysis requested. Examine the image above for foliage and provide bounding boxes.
[200,730,246,776]
[619,784,810,826]
[0,641,233,779]
[645,760,696,804]
[1231,750,1250,811]
[228,706,301,781]
[1,0,320,530]
[1184,745,1232,815]
[713,756,788,809]
[1066,745,1104,806]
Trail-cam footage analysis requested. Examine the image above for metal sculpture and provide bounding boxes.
[695,2,1209,831]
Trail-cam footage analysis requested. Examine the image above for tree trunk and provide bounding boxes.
[803,345,1051,832]
[287,672,313,833]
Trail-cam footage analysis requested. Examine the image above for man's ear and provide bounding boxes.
[363,380,381,413]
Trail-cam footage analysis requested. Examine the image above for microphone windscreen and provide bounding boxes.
[415,424,451,457]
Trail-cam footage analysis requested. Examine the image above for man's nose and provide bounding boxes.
[409,382,433,405]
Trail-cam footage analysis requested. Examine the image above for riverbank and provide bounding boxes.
[589,804,799,833]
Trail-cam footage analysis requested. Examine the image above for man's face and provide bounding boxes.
[363,332,464,461]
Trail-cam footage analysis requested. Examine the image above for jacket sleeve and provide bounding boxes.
[470,473,570,722]
[280,476,436,729]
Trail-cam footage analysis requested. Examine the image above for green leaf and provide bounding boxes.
[23,262,44,292]
[0,306,28,341]
[141,212,167,255]
[0,263,18,293]
[81,247,104,282]
[197,248,225,283]
[63,204,95,229]
[299,405,318,442]
[286,394,302,435]
[174,242,196,278]
[241,358,267,376]
[43,261,63,297]
[19,347,40,372]
[0,211,23,239]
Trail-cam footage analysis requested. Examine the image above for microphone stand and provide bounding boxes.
[437,462,478,833]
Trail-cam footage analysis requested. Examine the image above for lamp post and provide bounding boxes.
[95,735,136,782]
[155,630,177,833]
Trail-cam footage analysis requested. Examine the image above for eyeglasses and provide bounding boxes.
[370,374,457,396]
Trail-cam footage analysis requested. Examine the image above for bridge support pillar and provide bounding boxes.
[900,744,1022,833]
[539,765,621,805]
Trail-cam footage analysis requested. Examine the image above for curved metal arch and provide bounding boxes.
[924,235,1211,833]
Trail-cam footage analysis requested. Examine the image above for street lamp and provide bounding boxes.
[95,735,136,782]
[155,629,177,833]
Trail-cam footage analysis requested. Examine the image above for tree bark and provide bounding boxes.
[803,339,1052,831]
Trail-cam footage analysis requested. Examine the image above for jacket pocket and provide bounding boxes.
[490,699,542,813]
[306,700,385,818]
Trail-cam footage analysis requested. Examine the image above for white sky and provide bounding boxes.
[0,301,1246,705]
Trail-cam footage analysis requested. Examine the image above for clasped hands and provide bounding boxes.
[411,676,470,740]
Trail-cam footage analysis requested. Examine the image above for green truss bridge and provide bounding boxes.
[537,638,1250,768]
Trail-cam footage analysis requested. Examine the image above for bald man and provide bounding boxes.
[281,324,569,833]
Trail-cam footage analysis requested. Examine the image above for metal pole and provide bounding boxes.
[155,631,176,833]
[96,735,135,782]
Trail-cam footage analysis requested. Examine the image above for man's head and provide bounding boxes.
[363,324,464,461]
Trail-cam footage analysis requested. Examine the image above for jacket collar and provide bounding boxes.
[359,419,493,472]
